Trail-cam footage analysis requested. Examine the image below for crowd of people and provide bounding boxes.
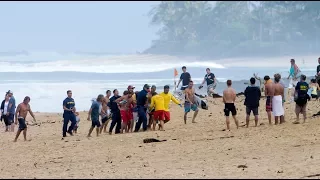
[1,58,320,141]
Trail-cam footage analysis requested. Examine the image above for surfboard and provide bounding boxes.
[194,95,208,110]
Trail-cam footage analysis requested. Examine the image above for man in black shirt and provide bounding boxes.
[199,68,217,97]
[108,89,122,134]
[62,90,76,138]
[244,78,261,127]
[294,75,309,124]
[134,84,150,132]
[177,66,191,91]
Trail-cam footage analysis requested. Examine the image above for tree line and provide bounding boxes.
[144,1,320,59]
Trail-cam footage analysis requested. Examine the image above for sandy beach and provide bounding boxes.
[1,96,320,179]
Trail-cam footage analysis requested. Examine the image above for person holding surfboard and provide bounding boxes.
[184,81,199,124]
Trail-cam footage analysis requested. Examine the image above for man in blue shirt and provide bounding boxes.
[6,90,16,132]
[108,89,121,134]
[62,90,76,138]
[177,66,191,91]
[134,84,150,132]
[87,94,103,137]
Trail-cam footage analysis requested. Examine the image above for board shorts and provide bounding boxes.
[91,118,101,128]
[153,110,165,120]
[207,83,216,96]
[246,106,258,116]
[266,96,272,112]
[184,101,198,113]
[18,117,27,130]
[224,103,237,116]
[120,109,133,123]
[295,103,307,114]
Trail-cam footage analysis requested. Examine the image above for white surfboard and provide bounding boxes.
[194,96,208,110]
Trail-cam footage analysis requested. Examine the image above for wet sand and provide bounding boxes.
[1,97,320,179]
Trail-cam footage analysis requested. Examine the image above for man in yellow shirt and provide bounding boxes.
[149,92,166,131]
[159,85,182,123]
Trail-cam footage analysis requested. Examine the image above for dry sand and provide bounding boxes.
[1,97,320,179]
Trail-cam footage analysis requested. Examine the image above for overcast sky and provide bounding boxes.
[0,1,160,53]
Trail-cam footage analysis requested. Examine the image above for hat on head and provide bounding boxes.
[7,90,13,94]
[144,84,150,89]
[127,85,135,89]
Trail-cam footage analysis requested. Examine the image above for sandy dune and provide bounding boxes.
[1,97,320,179]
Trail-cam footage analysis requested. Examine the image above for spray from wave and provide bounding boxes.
[1,53,225,73]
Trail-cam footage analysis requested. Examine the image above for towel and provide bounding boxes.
[272,95,284,116]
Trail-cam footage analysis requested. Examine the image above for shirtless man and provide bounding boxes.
[184,81,199,124]
[264,76,274,125]
[115,90,134,133]
[222,80,239,130]
[127,85,137,132]
[273,74,285,125]
[147,85,156,129]
[100,90,111,133]
[13,96,36,142]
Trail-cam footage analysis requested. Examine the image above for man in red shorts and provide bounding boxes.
[149,92,166,131]
[159,85,182,123]
[115,90,134,133]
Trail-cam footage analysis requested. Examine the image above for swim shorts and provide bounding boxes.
[153,110,164,120]
[207,83,216,96]
[224,103,237,116]
[266,96,272,112]
[184,102,198,113]
[18,117,27,130]
[120,110,133,123]
[246,106,259,116]
[91,119,101,128]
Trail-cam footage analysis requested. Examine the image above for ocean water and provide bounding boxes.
[0,53,316,112]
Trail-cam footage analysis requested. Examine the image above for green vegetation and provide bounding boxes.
[144,1,320,58]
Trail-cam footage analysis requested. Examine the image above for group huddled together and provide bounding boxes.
[2,58,320,141]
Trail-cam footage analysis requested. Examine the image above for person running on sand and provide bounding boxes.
[108,89,122,135]
[87,94,104,137]
[127,85,137,132]
[159,85,182,124]
[73,112,80,134]
[13,96,36,142]
[244,77,261,127]
[184,81,199,124]
[222,80,239,130]
[6,90,16,132]
[264,76,274,125]
[100,90,111,134]
[62,90,77,138]
[287,59,301,103]
[293,75,309,124]
[199,68,217,97]
[147,85,156,129]
[272,74,285,125]
[149,92,166,131]
[115,90,134,133]
[134,84,150,132]
[1,94,11,132]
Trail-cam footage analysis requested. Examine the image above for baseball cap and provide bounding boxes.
[164,85,170,89]
[143,84,150,89]
[127,85,135,89]
[7,90,13,94]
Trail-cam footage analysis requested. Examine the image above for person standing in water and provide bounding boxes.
[199,68,217,98]
[184,81,199,124]
[293,75,309,124]
[13,96,36,142]
[87,94,104,137]
[244,78,261,127]
[6,90,16,132]
[108,89,122,135]
[222,80,239,130]
[264,76,274,125]
[62,90,76,138]
[287,59,301,103]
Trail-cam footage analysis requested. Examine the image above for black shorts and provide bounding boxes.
[246,106,259,116]
[18,117,27,130]
[92,119,101,128]
[224,103,237,117]
[311,94,318,99]
[101,116,110,124]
